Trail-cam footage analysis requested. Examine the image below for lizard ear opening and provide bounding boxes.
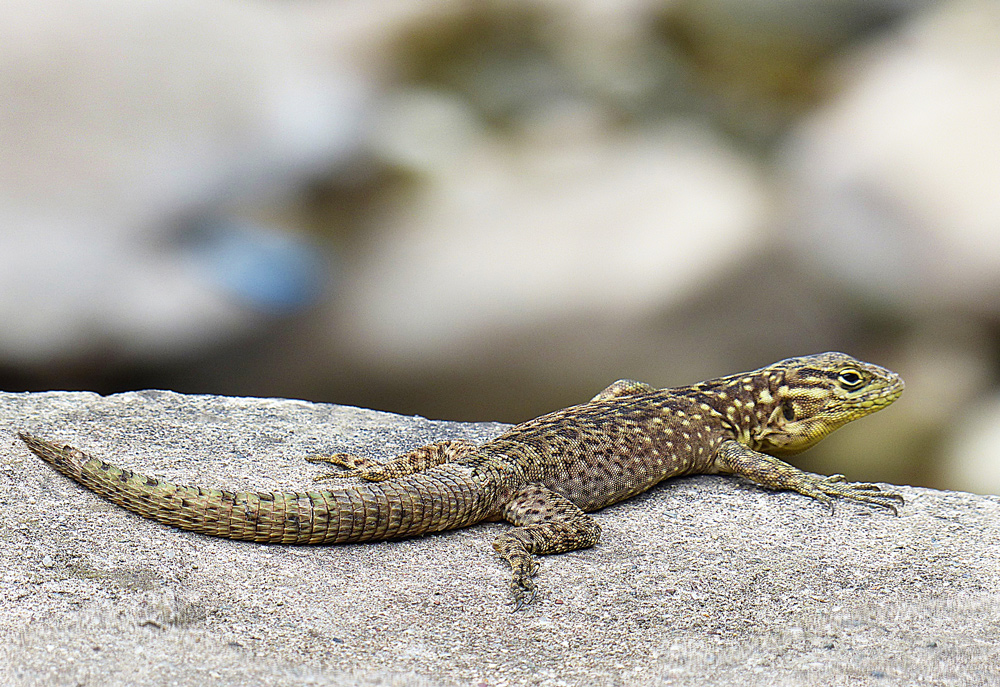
[781,402,795,422]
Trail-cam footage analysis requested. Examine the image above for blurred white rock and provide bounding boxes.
[942,395,1000,495]
[336,90,771,368]
[781,0,1000,313]
[0,0,370,364]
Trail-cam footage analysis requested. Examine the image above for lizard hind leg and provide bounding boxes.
[589,379,657,403]
[493,485,601,611]
[308,439,478,482]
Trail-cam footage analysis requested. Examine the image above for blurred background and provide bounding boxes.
[3,0,999,494]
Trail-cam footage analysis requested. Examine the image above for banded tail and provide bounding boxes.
[19,433,489,544]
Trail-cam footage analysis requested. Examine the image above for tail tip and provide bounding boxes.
[17,431,46,450]
[17,432,68,462]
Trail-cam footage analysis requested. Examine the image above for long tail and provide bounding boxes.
[19,433,489,544]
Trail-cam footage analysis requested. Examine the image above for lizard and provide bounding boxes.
[19,352,904,610]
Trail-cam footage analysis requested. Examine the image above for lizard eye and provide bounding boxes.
[838,369,864,389]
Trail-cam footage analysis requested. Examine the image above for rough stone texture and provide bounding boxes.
[2,390,998,687]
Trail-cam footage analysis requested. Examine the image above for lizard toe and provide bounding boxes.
[510,577,537,612]
[312,471,356,482]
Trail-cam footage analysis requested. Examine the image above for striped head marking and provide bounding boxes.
[754,352,904,456]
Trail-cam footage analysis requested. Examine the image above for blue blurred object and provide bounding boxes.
[186,218,329,313]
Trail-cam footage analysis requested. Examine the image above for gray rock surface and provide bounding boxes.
[1,390,998,686]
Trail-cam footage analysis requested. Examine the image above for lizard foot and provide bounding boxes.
[304,452,371,469]
[717,441,905,516]
[308,440,476,483]
[793,474,905,515]
[305,453,380,482]
[312,471,356,482]
[509,557,540,612]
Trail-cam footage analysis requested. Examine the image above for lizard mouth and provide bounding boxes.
[851,374,904,410]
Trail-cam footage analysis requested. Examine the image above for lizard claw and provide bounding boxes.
[506,555,540,611]
[510,577,537,612]
[811,476,905,516]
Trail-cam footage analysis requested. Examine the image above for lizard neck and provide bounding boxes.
[682,367,783,451]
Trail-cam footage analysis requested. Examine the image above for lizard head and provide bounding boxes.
[753,352,904,456]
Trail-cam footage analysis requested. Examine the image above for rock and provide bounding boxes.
[0,0,370,365]
[339,96,771,370]
[781,0,1000,314]
[2,389,999,685]
[941,393,1000,495]
[669,0,932,141]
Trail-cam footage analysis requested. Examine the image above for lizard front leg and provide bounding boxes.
[306,439,477,482]
[493,485,601,611]
[715,440,904,514]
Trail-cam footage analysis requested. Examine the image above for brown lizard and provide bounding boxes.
[19,352,904,609]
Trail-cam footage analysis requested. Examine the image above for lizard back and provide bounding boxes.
[482,392,725,512]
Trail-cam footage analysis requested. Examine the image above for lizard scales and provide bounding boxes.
[20,352,904,608]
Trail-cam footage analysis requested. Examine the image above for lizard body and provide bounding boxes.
[20,352,904,608]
